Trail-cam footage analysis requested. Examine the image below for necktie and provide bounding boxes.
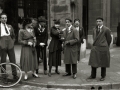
[96,27,100,36]
[4,24,9,34]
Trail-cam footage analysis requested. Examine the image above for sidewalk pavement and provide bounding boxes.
[13,44,120,89]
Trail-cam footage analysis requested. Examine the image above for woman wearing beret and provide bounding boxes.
[48,20,63,77]
[18,18,39,80]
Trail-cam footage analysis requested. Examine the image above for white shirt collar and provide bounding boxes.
[1,23,10,36]
[98,25,103,29]
[68,25,72,30]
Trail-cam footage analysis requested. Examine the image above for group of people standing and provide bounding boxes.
[0,12,112,81]
[18,17,85,80]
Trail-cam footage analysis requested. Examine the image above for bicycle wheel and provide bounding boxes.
[0,63,22,88]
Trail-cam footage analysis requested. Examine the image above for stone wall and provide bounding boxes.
[50,0,71,29]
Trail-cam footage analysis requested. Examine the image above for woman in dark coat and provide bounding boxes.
[48,20,63,77]
[18,18,39,80]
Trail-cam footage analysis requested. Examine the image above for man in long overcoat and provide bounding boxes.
[88,17,112,81]
[63,18,79,79]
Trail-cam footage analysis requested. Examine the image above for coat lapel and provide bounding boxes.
[93,26,104,44]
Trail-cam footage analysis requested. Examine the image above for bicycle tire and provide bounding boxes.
[0,63,22,88]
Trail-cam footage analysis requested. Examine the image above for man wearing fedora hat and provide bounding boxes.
[34,16,48,75]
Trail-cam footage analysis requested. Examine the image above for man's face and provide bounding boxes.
[74,21,80,27]
[96,19,103,27]
[55,24,60,29]
[1,15,7,24]
[65,20,72,27]
[32,19,37,27]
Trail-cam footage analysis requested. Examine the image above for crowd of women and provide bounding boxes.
[18,16,84,80]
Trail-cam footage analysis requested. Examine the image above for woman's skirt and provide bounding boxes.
[48,50,61,67]
[20,46,38,72]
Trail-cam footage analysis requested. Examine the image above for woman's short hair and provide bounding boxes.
[22,18,32,29]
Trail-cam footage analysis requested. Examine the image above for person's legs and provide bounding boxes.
[55,65,60,74]
[72,64,77,74]
[101,67,106,78]
[66,64,71,74]
[91,67,97,78]
[1,49,7,78]
[7,47,18,77]
[42,47,47,74]
[72,64,77,79]
[43,47,47,71]
[48,65,52,77]
[100,67,106,81]
[36,46,40,74]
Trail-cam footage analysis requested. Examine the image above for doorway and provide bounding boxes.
[24,0,47,19]
[82,0,88,39]
[4,0,18,42]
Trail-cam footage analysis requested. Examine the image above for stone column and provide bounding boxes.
[75,0,83,26]
[102,0,111,28]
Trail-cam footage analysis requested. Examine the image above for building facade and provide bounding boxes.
[0,0,119,47]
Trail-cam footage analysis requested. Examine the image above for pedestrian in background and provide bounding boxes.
[48,20,63,77]
[62,18,79,79]
[74,19,85,62]
[87,17,112,81]
[18,18,39,80]
[34,16,48,75]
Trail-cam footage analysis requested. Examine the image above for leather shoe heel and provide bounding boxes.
[73,74,76,79]
[100,77,105,81]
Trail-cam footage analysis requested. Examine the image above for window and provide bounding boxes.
[18,0,24,7]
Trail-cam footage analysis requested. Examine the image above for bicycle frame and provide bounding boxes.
[0,65,7,75]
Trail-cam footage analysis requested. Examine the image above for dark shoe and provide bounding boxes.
[73,74,76,79]
[63,73,71,76]
[87,76,96,79]
[13,76,19,80]
[32,73,39,78]
[48,73,51,77]
[100,77,105,81]
[55,70,60,74]
[44,70,47,75]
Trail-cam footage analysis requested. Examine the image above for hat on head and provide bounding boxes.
[53,19,60,24]
[38,16,47,22]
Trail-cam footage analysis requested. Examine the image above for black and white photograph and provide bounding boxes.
[0,0,119,89]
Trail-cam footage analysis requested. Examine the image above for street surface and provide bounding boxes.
[2,44,120,89]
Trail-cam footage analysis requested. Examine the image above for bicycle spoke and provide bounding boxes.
[0,63,22,87]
